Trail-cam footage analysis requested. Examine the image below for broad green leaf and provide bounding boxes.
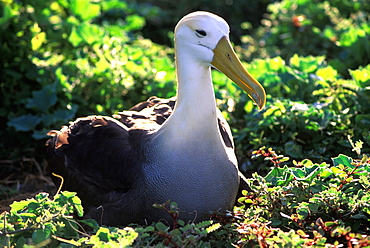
[124,15,146,31]
[31,31,46,51]
[155,222,168,232]
[331,167,346,176]
[350,66,370,87]
[32,129,51,140]
[265,166,294,186]
[15,237,27,247]
[332,154,353,169]
[169,201,178,210]
[297,207,309,219]
[10,200,33,213]
[289,168,305,178]
[40,105,78,126]
[69,23,101,46]
[270,218,282,226]
[339,27,365,47]
[316,66,338,81]
[61,191,78,199]
[320,169,333,178]
[79,219,100,231]
[68,25,83,47]
[289,54,325,73]
[7,114,42,132]
[61,219,80,238]
[289,165,321,182]
[298,159,314,167]
[72,196,84,217]
[95,227,111,242]
[32,228,52,245]
[268,56,285,71]
[70,0,100,21]
[26,84,57,112]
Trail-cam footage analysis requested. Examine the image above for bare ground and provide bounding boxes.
[0,157,56,213]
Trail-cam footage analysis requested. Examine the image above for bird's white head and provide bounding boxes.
[174,11,229,66]
[174,11,266,109]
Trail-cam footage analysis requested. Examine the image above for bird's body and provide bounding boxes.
[47,11,265,226]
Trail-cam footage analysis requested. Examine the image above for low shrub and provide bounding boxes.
[1,144,369,247]
[240,0,370,76]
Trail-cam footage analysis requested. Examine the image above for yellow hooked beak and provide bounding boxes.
[211,36,266,109]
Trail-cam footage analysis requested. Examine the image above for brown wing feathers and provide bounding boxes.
[116,96,176,128]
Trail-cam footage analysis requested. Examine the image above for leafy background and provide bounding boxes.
[0,0,369,246]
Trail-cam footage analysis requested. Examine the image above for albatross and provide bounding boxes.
[47,11,266,226]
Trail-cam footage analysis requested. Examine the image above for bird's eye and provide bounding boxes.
[195,29,207,38]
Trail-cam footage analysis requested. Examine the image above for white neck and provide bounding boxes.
[156,45,220,144]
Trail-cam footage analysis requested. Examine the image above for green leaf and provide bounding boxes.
[155,222,169,232]
[289,54,325,73]
[70,0,100,21]
[15,237,27,247]
[10,200,33,213]
[265,166,294,186]
[320,169,333,178]
[26,84,57,112]
[31,31,46,51]
[332,154,353,169]
[32,228,52,245]
[351,213,368,219]
[316,66,338,81]
[32,129,50,140]
[19,212,37,218]
[41,105,78,126]
[350,66,370,87]
[270,218,282,226]
[79,219,100,231]
[61,219,80,238]
[297,207,309,220]
[124,15,146,31]
[331,167,346,176]
[95,227,111,242]
[8,114,41,132]
[290,168,305,178]
[72,196,84,217]
[169,201,178,210]
[61,191,77,199]
[68,25,84,47]
[68,23,100,46]
[79,23,101,44]
[289,165,321,182]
